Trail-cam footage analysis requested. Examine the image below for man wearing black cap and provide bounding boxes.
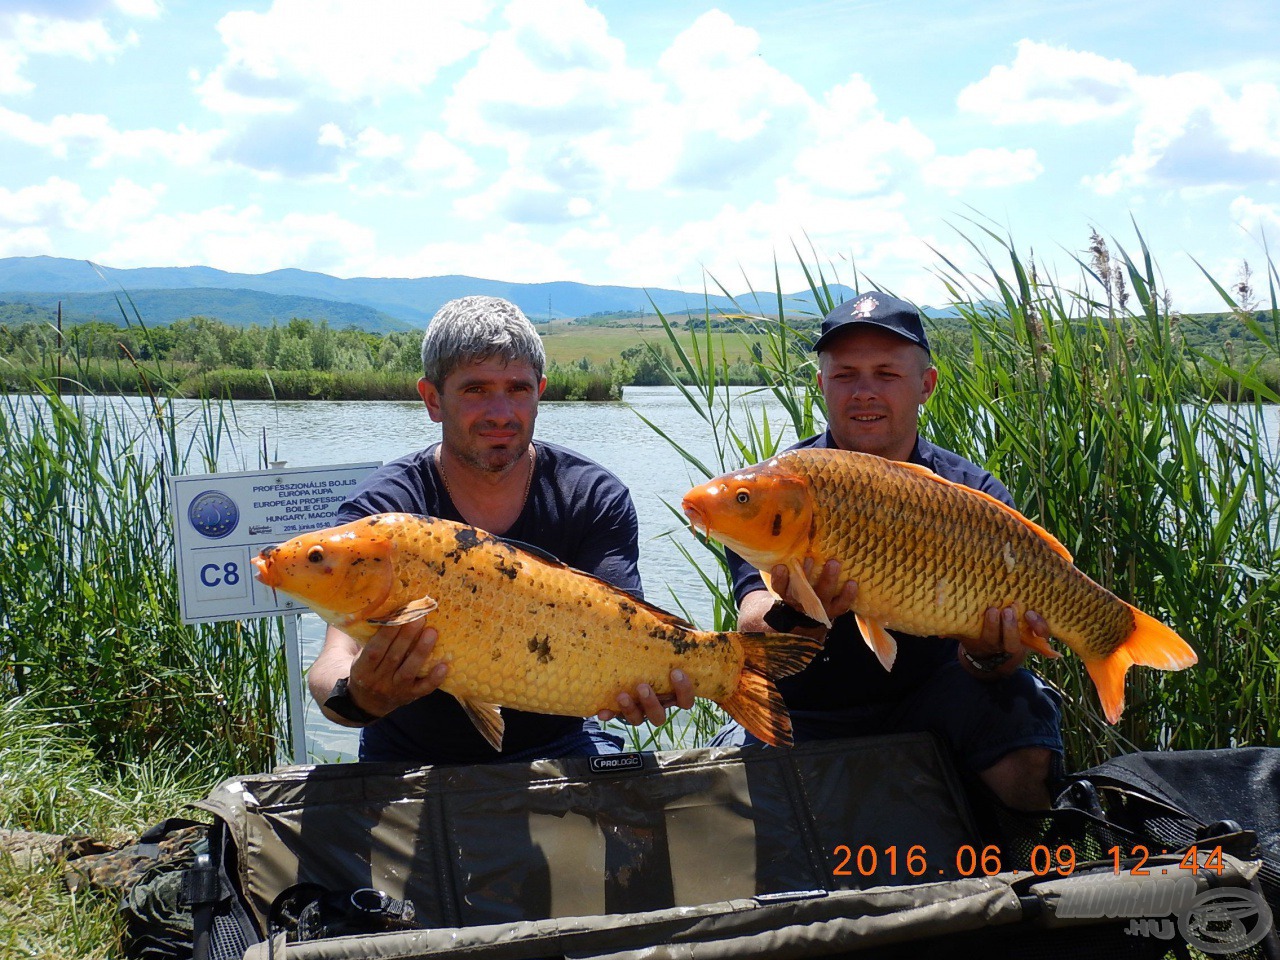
[712,292,1063,810]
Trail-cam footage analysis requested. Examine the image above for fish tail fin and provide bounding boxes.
[1085,605,1198,725]
[717,631,824,747]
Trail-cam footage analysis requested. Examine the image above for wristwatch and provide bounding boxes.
[324,677,380,725]
[762,600,825,632]
[961,648,1012,673]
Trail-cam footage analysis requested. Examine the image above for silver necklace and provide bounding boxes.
[436,444,535,511]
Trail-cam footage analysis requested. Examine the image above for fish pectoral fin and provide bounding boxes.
[785,560,832,628]
[367,595,439,627]
[1020,628,1060,659]
[854,614,898,671]
[457,697,505,751]
[759,566,777,598]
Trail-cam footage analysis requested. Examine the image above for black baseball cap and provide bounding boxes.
[812,293,931,355]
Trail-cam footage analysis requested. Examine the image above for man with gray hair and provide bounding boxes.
[309,296,694,765]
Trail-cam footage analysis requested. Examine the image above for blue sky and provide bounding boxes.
[2,0,1278,310]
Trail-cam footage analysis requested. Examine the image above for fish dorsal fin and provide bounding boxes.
[457,697,505,750]
[498,536,697,631]
[893,461,1073,563]
[497,535,563,565]
[367,594,439,626]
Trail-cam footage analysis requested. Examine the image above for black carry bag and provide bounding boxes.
[1082,747,1280,914]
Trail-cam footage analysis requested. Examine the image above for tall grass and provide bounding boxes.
[0,694,214,958]
[646,228,1280,769]
[0,374,288,774]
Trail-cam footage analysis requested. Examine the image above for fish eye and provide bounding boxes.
[736,490,750,504]
[307,546,324,563]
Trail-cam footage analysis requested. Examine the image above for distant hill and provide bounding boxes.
[0,255,866,328]
[0,287,411,333]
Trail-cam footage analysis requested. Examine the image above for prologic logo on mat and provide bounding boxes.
[589,753,645,774]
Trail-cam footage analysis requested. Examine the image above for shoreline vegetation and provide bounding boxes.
[2,224,1279,956]
[2,266,1278,402]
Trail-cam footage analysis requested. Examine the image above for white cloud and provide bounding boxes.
[113,0,161,16]
[962,40,1280,197]
[924,147,1043,192]
[194,69,298,116]
[0,175,161,232]
[11,11,131,58]
[0,226,53,257]
[445,3,819,226]
[455,169,594,225]
[1230,195,1280,235]
[445,0,654,148]
[303,124,479,193]
[362,225,579,284]
[0,105,224,167]
[0,42,29,94]
[1086,73,1280,195]
[793,77,934,196]
[406,132,479,189]
[97,206,379,274]
[352,127,403,160]
[0,7,139,94]
[0,176,86,226]
[77,177,165,231]
[317,123,346,148]
[958,39,1140,125]
[651,10,811,190]
[201,0,492,112]
[595,180,926,296]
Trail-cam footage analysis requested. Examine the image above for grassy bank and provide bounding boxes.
[0,361,624,401]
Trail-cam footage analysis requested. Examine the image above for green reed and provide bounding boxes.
[0,372,288,775]
[644,228,1279,768]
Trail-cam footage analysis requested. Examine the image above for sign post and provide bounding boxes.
[169,462,378,765]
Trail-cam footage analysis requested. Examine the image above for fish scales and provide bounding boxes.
[341,518,743,714]
[252,513,822,747]
[798,449,1131,655]
[681,447,1197,724]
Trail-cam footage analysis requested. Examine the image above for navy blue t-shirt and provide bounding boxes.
[335,440,642,764]
[727,430,1015,709]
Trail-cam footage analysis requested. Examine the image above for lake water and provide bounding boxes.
[13,387,1278,761]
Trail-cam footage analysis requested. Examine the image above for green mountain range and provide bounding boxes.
[0,255,867,330]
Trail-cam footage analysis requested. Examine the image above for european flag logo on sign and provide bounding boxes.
[188,490,239,540]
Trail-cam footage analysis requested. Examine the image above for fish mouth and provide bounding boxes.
[681,498,709,536]
[251,554,277,587]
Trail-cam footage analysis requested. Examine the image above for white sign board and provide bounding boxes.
[170,462,379,624]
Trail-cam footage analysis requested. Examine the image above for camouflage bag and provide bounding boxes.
[63,817,209,960]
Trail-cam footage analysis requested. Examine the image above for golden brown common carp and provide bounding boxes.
[251,513,822,748]
[681,448,1198,724]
